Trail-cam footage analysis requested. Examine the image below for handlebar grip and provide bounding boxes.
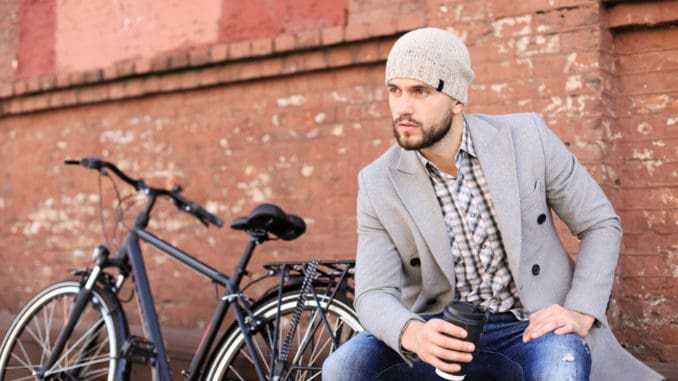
[80,157,105,170]
[192,202,224,228]
[64,157,105,170]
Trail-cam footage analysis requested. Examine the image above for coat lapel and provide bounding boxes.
[388,150,457,288]
[465,114,523,284]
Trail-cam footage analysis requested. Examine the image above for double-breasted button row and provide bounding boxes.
[532,213,546,276]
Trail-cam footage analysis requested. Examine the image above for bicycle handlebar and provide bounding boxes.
[65,157,224,228]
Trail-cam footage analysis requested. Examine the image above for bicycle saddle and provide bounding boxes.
[230,203,306,240]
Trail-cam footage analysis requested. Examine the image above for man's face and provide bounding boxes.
[387,78,454,151]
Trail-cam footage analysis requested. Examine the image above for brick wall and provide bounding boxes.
[602,1,678,362]
[0,0,676,366]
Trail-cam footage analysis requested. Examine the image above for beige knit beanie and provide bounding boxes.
[385,27,474,104]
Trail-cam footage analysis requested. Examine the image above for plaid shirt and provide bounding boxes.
[417,120,523,315]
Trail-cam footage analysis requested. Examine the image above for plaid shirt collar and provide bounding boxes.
[416,116,475,173]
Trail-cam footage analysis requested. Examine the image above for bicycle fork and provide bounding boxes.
[35,246,110,379]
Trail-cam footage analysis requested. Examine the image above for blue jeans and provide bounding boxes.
[322,312,591,381]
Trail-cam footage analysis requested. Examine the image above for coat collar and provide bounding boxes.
[388,113,523,285]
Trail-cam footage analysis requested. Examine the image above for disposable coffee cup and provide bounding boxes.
[435,301,487,380]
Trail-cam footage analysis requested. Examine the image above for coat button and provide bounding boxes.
[410,258,421,267]
[537,213,547,224]
[426,298,438,305]
[532,264,541,275]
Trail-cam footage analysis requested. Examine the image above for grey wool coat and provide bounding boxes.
[354,112,663,380]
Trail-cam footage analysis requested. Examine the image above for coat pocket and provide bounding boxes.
[520,178,543,213]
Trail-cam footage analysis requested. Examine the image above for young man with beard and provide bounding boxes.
[322,28,663,381]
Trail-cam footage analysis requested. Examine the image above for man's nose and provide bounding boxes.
[395,94,414,115]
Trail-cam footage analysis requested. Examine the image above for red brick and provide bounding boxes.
[302,51,328,71]
[259,57,284,77]
[367,17,396,37]
[326,46,353,67]
[251,38,272,56]
[619,71,678,95]
[116,59,135,77]
[295,29,320,49]
[169,51,189,70]
[77,86,106,103]
[53,89,77,106]
[151,55,170,72]
[321,26,344,46]
[620,187,678,210]
[83,69,102,84]
[614,27,678,55]
[39,75,55,91]
[124,78,144,97]
[0,84,13,97]
[134,57,152,74]
[344,23,369,41]
[619,210,678,235]
[102,65,117,80]
[69,71,86,86]
[273,33,295,53]
[108,81,126,99]
[25,77,41,93]
[55,72,70,87]
[189,47,211,67]
[210,44,229,62]
[352,40,380,64]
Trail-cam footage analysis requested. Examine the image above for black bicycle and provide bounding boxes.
[0,158,363,380]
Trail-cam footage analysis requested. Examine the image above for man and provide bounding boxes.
[322,28,663,380]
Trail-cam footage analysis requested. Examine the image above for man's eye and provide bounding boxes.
[388,87,400,94]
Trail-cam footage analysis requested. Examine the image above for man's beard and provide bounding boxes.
[392,110,452,151]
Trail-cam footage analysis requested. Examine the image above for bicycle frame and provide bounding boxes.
[121,225,268,381]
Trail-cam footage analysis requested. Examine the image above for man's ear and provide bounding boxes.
[452,100,464,115]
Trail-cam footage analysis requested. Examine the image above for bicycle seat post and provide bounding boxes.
[230,232,267,289]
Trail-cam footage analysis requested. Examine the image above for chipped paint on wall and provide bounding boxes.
[632,148,664,174]
[491,15,532,38]
[277,94,306,107]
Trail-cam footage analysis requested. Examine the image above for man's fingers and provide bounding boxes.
[523,304,595,342]
[430,318,468,339]
[523,321,561,342]
[554,324,574,335]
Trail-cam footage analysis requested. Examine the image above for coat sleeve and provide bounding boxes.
[532,114,622,324]
[354,169,424,361]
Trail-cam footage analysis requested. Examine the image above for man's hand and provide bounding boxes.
[522,304,595,343]
[401,319,475,373]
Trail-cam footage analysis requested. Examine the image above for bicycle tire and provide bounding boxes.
[0,280,129,381]
[205,289,363,381]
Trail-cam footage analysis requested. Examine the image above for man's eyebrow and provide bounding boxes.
[386,82,436,92]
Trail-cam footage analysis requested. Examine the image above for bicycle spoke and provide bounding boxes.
[50,315,107,372]
[9,349,37,373]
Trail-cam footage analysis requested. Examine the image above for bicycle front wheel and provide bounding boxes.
[205,290,363,381]
[0,280,127,381]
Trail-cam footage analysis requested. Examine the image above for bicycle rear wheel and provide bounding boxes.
[205,290,363,381]
[0,280,128,381]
